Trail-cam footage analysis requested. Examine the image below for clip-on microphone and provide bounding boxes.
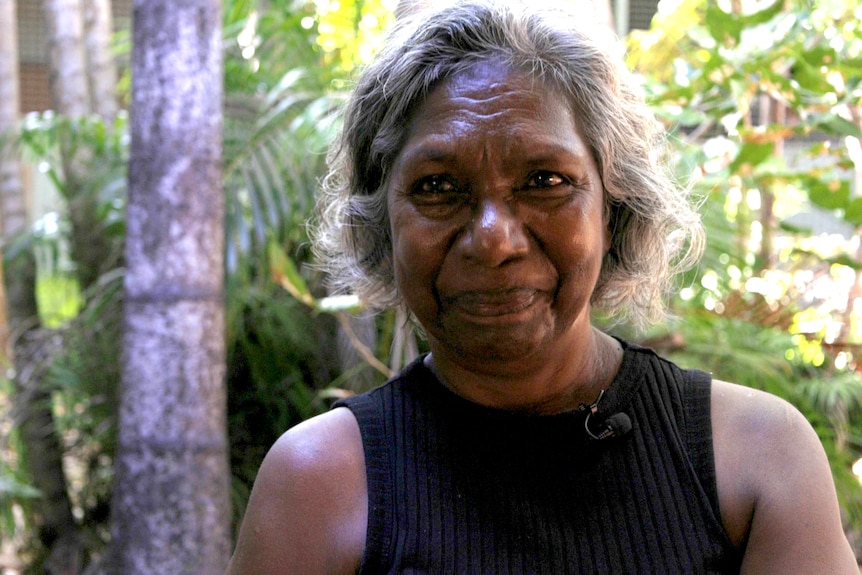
[583,390,632,441]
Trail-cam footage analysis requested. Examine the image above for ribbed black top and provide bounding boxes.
[335,341,740,574]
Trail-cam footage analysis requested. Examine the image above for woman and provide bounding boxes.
[228,1,858,572]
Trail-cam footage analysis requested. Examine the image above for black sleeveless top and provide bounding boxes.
[335,341,741,574]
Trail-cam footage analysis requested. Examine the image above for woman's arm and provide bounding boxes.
[712,380,858,574]
[226,407,367,575]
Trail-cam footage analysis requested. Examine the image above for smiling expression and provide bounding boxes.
[387,60,609,366]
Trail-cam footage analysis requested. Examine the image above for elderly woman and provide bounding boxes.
[228,1,857,573]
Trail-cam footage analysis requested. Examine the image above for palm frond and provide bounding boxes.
[224,72,344,274]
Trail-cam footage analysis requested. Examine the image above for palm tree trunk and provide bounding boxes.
[0,0,25,356]
[0,0,26,242]
[43,0,91,117]
[757,93,781,271]
[82,0,117,121]
[44,0,114,293]
[108,0,230,572]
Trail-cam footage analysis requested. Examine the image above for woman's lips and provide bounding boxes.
[440,288,544,317]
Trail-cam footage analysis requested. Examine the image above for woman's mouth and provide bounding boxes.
[440,288,544,318]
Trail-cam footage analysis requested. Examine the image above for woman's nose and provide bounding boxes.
[460,200,529,266]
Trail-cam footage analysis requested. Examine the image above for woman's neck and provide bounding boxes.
[424,327,624,415]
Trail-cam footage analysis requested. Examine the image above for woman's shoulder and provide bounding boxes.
[710,379,857,573]
[263,408,367,495]
[227,407,367,574]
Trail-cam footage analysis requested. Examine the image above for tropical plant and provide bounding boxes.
[17,0,862,566]
[220,0,399,531]
[0,109,127,570]
[2,0,364,564]
[626,0,862,530]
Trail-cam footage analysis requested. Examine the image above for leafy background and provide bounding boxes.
[5,0,862,569]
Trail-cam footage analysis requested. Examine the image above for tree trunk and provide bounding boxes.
[43,0,90,117]
[0,0,26,241]
[757,93,781,271]
[0,0,25,356]
[82,0,117,122]
[44,0,113,292]
[108,0,229,572]
[35,4,95,571]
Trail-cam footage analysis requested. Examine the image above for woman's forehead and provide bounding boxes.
[393,61,591,161]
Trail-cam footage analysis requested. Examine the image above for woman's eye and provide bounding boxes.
[407,175,466,216]
[409,175,464,203]
[416,175,455,194]
[526,171,565,188]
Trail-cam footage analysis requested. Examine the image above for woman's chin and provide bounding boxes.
[429,313,556,363]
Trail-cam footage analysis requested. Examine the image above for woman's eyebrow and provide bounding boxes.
[396,143,456,167]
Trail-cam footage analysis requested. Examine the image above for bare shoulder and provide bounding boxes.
[227,407,367,575]
[711,379,857,574]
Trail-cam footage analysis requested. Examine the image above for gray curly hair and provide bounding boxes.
[312,0,704,330]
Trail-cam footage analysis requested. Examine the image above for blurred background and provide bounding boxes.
[3,0,862,571]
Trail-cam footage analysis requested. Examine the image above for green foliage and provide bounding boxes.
[224,0,327,93]
[35,275,82,328]
[223,70,343,276]
[21,0,862,562]
[634,0,862,530]
[0,375,40,547]
[4,109,129,565]
[46,272,124,554]
[2,0,404,566]
[17,111,128,294]
[221,0,401,533]
[19,111,129,207]
[226,281,334,525]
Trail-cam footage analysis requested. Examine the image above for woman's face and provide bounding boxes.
[386,60,609,364]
